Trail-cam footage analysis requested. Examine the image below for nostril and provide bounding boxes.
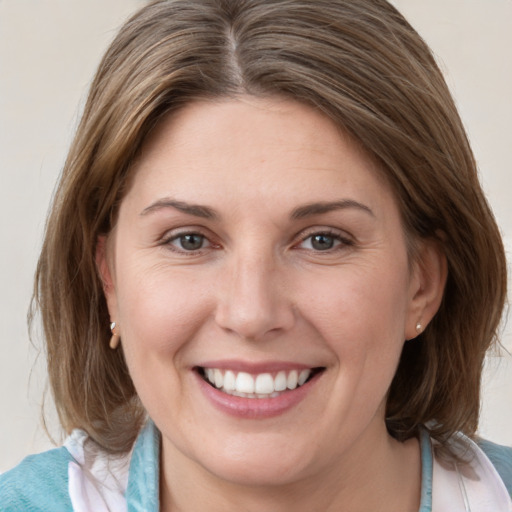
[214,303,296,342]
[213,267,295,340]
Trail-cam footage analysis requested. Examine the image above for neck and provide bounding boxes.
[160,424,421,512]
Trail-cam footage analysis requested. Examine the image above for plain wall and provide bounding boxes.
[1,0,511,472]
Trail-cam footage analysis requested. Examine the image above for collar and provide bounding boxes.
[126,420,160,512]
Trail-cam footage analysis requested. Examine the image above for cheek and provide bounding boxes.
[301,261,410,341]
[115,258,212,361]
[114,263,214,419]
[296,258,411,398]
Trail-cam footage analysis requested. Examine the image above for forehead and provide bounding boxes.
[124,96,397,220]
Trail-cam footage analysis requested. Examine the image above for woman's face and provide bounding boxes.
[100,97,441,486]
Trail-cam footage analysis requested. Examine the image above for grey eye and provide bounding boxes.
[177,234,205,251]
[309,234,336,251]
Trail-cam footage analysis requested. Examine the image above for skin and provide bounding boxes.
[98,96,446,511]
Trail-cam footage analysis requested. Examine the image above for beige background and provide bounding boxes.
[1,0,511,472]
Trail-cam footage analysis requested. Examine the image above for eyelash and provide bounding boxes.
[296,229,354,253]
[159,228,354,255]
[160,230,215,255]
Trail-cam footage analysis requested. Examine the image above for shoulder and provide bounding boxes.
[478,438,512,496]
[0,429,131,511]
[0,425,154,512]
[0,446,73,511]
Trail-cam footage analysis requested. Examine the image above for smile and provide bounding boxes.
[198,367,323,399]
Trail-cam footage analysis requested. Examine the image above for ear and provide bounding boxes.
[405,239,447,340]
[96,235,118,319]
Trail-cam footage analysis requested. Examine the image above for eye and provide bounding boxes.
[298,231,352,252]
[168,233,210,252]
[308,234,338,251]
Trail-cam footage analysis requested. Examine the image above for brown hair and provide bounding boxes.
[34,0,507,453]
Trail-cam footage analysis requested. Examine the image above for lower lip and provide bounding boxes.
[194,371,322,419]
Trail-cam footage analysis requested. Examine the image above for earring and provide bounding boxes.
[416,322,423,334]
[109,321,120,350]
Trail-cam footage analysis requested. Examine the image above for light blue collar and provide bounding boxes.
[418,428,433,511]
[126,420,161,512]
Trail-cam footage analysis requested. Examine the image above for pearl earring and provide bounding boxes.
[109,322,120,350]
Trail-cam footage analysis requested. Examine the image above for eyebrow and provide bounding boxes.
[140,199,218,219]
[140,198,373,220]
[291,200,374,219]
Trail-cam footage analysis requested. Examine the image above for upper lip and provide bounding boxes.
[195,359,322,374]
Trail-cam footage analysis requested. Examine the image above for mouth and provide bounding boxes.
[196,366,325,399]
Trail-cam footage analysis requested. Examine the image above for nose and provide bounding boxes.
[214,250,295,341]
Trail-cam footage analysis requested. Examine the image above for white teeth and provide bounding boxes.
[287,370,298,390]
[255,373,274,394]
[223,370,236,391]
[236,372,255,393]
[203,368,314,397]
[298,369,310,386]
[214,369,223,388]
[274,371,287,391]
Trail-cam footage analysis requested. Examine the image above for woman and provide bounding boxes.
[1,0,511,510]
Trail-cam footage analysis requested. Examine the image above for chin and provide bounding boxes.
[190,437,315,487]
